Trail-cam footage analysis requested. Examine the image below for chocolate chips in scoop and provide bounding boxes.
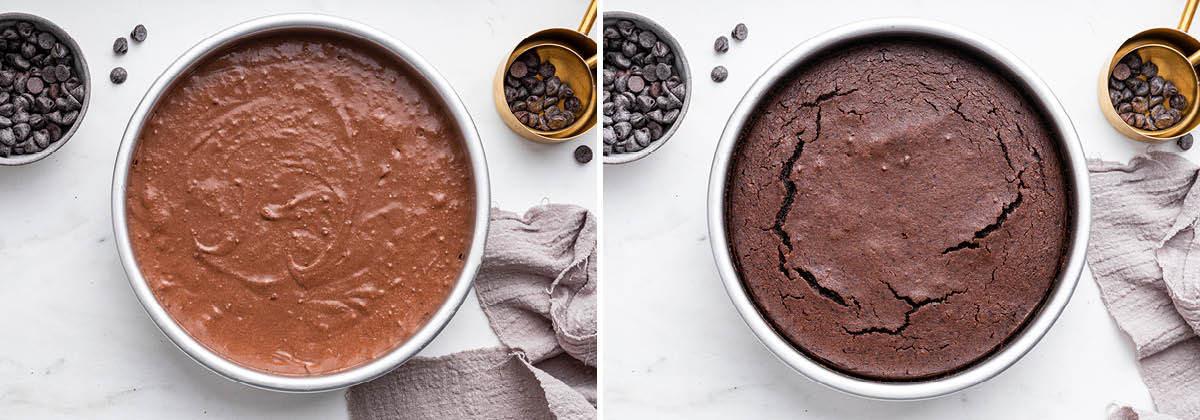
[1110,53,1188,131]
[505,51,583,132]
[0,19,85,158]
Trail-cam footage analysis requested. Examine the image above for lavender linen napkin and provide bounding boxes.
[1089,152,1200,419]
[346,204,597,420]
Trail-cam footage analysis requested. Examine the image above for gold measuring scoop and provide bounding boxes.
[1100,0,1200,142]
[493,0,598,143]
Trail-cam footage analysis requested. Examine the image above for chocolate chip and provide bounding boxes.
[0,127,12,146]
[1150,76,1165,95]
[509,60,529,78]
[36,32,54,50]
[711,65,728,82]
[538,61,555,78]
[114,37,128,55]
[731,23,748,41]
[12,122,29,140]
[574,144,592,163]
[131,24,147,42]
[715,36,729,53]
[31,129,48,148]
[564,96,582,113]
[1123,53,1142,71]
[1179,133,1194,150]
[638,31,658,49]
[1149,95,1164,108]
[1172,94,1188,110]
[628,75,645,93]
[1134,79,1150,97]
[1143,62,1158,78]
[16,22,33,38]
[1155,112,1175,129]
[110,67,127,84]
[24,76,42,95]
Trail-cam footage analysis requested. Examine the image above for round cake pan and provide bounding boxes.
[603,11,691,165]
[110,14,490,393]
[706,18,1090,401]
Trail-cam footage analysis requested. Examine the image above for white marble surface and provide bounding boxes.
[0,0,596,418]
[604,0,1183,418]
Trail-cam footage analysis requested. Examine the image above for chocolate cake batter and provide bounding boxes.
[126,31,475,375]
[725,40,1070,380]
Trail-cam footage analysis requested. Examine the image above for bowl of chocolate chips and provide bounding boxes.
[602,12,690,164]
[0,13,89,165]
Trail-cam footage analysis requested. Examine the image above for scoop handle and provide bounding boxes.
[1181,0,1199,32]
[577,0,597,35]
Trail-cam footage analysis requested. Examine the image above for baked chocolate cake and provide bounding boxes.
[725,40,1070,380]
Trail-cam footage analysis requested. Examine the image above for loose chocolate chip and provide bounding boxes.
[1143,62,1159,78]
[1120,88,1134,103]
[711,65,728,82]
[1110,77,1125,90]
[35,96,53,113]
[110,67,127,84]
[714,36,729,53]
[20,42,35,59]
[1179,133,1194,150]
[131,24,148,42]
[113,37,128,55]
[1117,102,1133,113]
[1149,95,1164,108]
[731,23,748,41]
[574,144,592,163]
[0,127,12,146]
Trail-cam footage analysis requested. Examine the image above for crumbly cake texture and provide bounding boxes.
[725,40,1070,380]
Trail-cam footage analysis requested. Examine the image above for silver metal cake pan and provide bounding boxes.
[111,14,490,393]
[707,18,1090,401]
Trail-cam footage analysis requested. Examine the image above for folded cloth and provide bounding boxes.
[1088,152,1200,418]
[475,204,598,367]
[346,204,597,420]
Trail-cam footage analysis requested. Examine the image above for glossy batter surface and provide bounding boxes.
[126,32,475,375]
[726,41,1070,380]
